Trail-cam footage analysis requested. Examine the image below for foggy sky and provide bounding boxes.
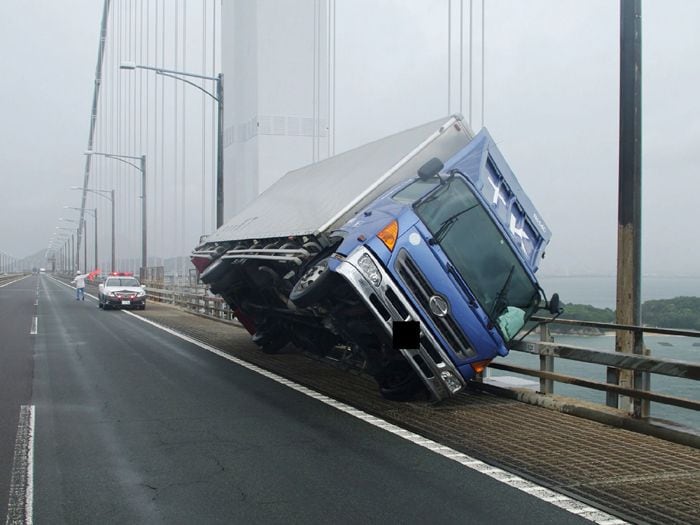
[1,1,698,278]
[0,1,102,262]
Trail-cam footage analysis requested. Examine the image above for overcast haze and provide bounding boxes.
[1,1,699,278]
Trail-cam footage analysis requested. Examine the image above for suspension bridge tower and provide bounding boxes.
[222,1,331,218]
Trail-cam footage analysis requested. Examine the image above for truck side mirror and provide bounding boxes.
[548,293,562,314]
[418,157,444,179]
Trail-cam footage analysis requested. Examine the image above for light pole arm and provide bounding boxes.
[157,72,220,102]
[101,155,142,171]
[76,188,114,203]
[124,62,219,82]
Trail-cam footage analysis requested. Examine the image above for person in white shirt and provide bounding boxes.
[71,271,89,301]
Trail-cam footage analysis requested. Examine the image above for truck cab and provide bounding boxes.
[326,129,550,399]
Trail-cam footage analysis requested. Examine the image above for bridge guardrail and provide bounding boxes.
[504,323,699,410]
[144,284,238,323]
[142,280,699,433]
[0,273,28,286]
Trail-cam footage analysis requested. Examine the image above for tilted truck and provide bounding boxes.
[191,115,559,401]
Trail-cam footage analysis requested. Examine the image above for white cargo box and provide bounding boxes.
[206,115,474,243]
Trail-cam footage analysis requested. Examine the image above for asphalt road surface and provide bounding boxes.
[1,274,592,524]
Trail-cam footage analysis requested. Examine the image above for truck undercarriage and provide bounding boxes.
[197,236,425,400]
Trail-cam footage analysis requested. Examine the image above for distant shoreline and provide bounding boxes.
[540,274,700,279]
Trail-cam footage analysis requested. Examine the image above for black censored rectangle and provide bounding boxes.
[392,321,420,350]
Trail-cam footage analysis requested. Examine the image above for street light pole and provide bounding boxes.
[57,226,77,272]
[84,218,87,271]
[140,154,147,279]
[68,207,98,270]
[111,189,115,272]
[121,62,224,227]
[84,152,146,278]
[72,187,115,272]
[216,73,224,228]
[59,217,81,270]
[94,208,98,270]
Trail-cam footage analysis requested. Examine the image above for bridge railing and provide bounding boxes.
[142,280,699,432]
[0,273,27,286]
[144,283,238,323]
[492,316,700,421]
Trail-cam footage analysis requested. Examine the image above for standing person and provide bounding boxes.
[71,271,88,301]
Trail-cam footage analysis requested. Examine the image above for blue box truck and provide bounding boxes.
[192,115,558,401]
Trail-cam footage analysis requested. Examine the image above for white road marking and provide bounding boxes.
[29,318,37,336]
[5,405,35,525]
[46,275,98,301]
[122,310,628,525]
[0,275,31,288]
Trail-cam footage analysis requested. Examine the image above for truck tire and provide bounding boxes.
[289,258,334,308]
[376,360,425,401]
[251,323,288,354]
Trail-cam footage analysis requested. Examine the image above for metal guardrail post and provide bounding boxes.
[637,346,651,418]
[606,366,620,408]
[539,323,554,394]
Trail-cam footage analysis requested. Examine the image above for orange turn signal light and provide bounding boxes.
[377,220,399,251]
[470,359,492,374]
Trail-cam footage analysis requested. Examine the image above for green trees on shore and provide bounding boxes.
[643,297,700,330]
[555,297,700,332]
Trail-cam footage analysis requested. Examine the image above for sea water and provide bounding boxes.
[490,276,700,432]
[539,275,700,309]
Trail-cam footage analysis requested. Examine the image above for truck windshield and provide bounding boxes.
[413,177,539,335]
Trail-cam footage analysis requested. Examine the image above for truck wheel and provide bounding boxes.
[252,326,288,354]
[260,335,288,354]
[376,360,424,401]
[289,258,333,307]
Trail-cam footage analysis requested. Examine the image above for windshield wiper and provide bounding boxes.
[428,204,479,245]
[489,265,515,319]
[414,175,454,208]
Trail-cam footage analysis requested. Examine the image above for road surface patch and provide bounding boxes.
[5,405,34,525]
[123,309,627,525]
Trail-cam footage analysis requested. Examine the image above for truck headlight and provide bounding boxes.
[440,371,462,394]
[357,254,382,286]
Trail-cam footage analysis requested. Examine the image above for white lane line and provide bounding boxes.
[29,318,37,336]
[121,310,627,525]
[5,404,35,525]
[0,275,31,288]
[46,276,98,301]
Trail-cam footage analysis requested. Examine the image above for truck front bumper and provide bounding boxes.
[334,247,465,401]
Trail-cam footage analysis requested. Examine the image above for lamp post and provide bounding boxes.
[56,227,77,272]
[121,61,224,227]
[66,207,97,270]
[72,186,115,273]
[59,217,83,271]
[51,231,71,271]
[84,152,146,278]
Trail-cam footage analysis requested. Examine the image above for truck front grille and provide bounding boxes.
[395,250,476,359]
